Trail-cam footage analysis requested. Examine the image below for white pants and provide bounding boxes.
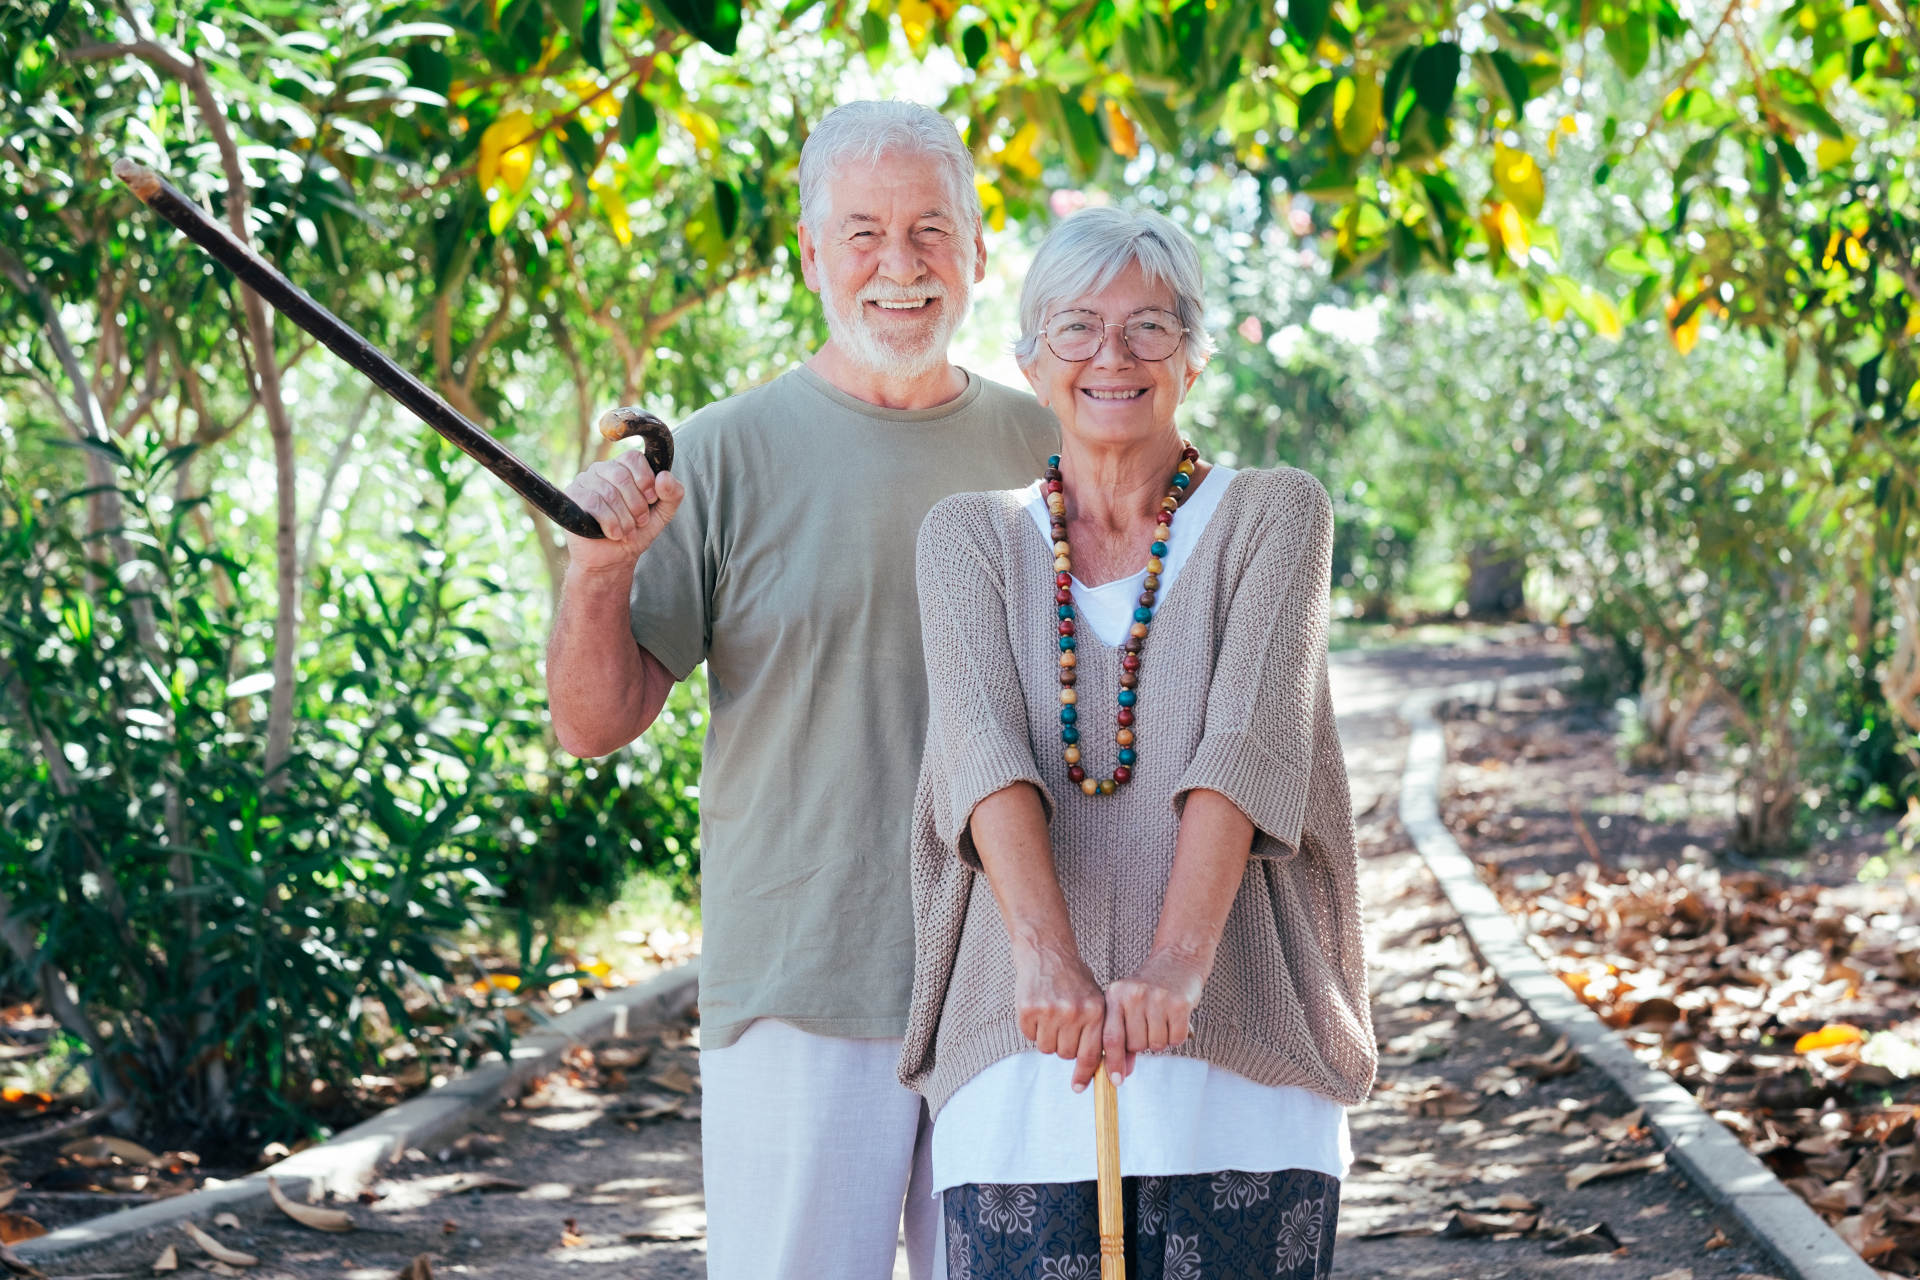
[701,1019,940,1280]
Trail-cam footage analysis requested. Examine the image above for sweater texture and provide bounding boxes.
[897,466,1378,1116]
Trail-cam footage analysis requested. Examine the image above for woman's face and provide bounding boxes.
[1023,262,1200,452]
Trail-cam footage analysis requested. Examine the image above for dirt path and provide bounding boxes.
[45,639,1790,1280]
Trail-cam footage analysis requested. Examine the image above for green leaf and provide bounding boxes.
[1486,50,1531,114]
[1410,41,1462,118]
[38,0,71,38]
[644,0,743,55]
[1287,0,1329,45]
[1602,11,1652,77]
[713,178,739,239]
[1841,7,1879,44]
[962,23,989,68]
[1332,72,1381,155]
[620,89,657,146]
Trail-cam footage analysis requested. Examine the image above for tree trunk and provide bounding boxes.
[1465,544,1527,619]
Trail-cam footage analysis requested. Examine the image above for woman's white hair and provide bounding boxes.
[798,101,981,233]
[1015,207,1215,374]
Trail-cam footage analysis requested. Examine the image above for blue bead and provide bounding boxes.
[1133,606,1153,623]
[1118,748,1136,765]
[1059,604,1074,619]
[1059,635,1076,650]
[1048,454,1061,467]
[1061,706,1078,724]
[1150,540,1168,556]
[1117,690,1136,707]
[1062,727,1079,744]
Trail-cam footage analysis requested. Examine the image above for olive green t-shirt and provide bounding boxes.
[628,365,1059,1049]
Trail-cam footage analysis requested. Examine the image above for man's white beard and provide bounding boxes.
[820,267,973,381]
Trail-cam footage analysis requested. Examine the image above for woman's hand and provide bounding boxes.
[1102,947,1209,1084]
[1012,942,1108,1092]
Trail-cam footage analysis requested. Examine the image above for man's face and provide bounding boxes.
[798,153,987,380]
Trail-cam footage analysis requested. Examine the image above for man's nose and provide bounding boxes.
[877,238,925,284]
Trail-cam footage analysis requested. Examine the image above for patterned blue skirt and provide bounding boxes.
[943,1168,1339,1279]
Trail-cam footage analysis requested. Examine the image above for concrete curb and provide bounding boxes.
[1398,672,1877,1280]
[19,960,700,1265]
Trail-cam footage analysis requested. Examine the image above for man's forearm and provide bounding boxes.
[546,562,674,757]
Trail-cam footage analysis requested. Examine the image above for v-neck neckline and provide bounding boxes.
[1010,469,1249,655]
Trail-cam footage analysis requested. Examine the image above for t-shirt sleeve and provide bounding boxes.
[916,497,1053,869]
[1173,471,1334,859]
[627,437,715,681]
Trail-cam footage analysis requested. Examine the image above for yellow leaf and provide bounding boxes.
[1332,72,1382,155]
[1104,101,1138,159]
[1587,291,1622,340]
[473,973,521,994]
[975,177,1007,232]
[1904,307,1920,339]
[1493,143,1544,219]
[1843,233,1869,270]
[581,958,613,980]
[1817,136,1857,170]
[478,110,536,197]
[1822,229,1842,270]
[1495,201,1529,259]
[1795,1023,1865,1053]
[1667,295,1703,355]
[1002,122,1042,180]
[896,0,935,45]
[597,185,632,247]
[487,193,516,235]
[678,109,721,158]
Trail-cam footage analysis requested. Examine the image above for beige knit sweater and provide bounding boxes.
[897,466,1377,1116]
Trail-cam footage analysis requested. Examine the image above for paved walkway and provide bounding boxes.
[46,642,1789,1279]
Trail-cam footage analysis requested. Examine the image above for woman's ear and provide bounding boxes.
[1020,357,1047,406]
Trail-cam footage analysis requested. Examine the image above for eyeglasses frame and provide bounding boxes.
[1041,306,1190,363]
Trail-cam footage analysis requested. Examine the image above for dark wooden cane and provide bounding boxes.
[112,158,674,539]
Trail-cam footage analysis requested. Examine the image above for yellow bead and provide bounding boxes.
[1081,778,1100,796]
[1146,557,1163,574]
[1060,688,1077,705]
[1064,745,1081,765]
[1130,622,1148,638]
[1046,493,1066,512]
[1117,728,1134,746]
[1055,554,1071,572]
[1053,540,1070,556]
[1098,780,1116,796]
[1155,523,1171,539]
[1178,460,1195,475]
[1060,650,1077,668]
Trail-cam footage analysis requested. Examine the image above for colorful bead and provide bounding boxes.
[1049,454,1061,467]
[1038,441,1196,799]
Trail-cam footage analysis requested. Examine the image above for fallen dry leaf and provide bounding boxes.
[648,1065,696,1095]
[212,1213,240,1230]
[183,1221,258,1267]
[441,1172,525,1194]
[60,1135,163,1168]
[560,1217,587,1248]
[1566,1151,1666,1190]
[1596,1106,1646,1142]
[1543,1221,1622,1255]
[1650,1270,1693,1280]
[153,1245,180,1273]
[1704,1228,1733,1250]
[622,1227,704,1242]
[268,1177,353,1232]
[1795,1023,1866,1054]
[1512,1035,1581,1080]
[0,1189,14,1213]
[394,1255,434,1280]
[0,1215,42,1245]
[1438,1209,1538,1238]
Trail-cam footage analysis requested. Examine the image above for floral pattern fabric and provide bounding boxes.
[944,1169,1339,1279]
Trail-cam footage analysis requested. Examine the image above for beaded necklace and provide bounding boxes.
[1045,442,1200,798]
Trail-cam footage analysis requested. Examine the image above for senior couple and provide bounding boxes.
[547,100,1374,1279]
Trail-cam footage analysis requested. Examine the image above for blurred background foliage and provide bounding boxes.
[1,0,1916,1143]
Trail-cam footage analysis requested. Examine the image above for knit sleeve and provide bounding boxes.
[916,496,1054,870]
[1173,470,1334,859]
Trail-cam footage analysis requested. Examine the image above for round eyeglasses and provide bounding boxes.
[1042,308,1187,362]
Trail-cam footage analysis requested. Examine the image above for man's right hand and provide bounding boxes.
[562,451,686,575]
[1012,942,1108,1093]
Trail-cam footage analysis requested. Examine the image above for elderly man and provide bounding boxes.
[544,101,1057,1279]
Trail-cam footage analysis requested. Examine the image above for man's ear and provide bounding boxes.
[972,220,988,284]
[798,223,822,293]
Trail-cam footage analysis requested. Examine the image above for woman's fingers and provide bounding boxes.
[1071,1017,1104,1092]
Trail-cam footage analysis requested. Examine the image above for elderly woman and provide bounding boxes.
[898,207,1376,1278]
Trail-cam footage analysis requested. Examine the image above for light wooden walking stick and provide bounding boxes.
[1094,1063,1125,1280]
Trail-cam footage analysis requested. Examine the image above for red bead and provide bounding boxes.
[1045,479,1063,493]
[1117,708,1134,727]
[1113,766,1131,784]
[1056,588,1073,604]
[1183,446,1199,461]
[1068,765,1086,783]
[1057,572,1072,587]
[1059,619,1075,635]
[1121,653,1140,670]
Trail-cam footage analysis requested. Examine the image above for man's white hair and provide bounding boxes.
[1015,207,1216,375]
[798,101,981,233]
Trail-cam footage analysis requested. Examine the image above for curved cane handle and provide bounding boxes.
[597,407,675,478]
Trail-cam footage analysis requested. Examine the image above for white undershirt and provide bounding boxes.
[928,466,1350,1195]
